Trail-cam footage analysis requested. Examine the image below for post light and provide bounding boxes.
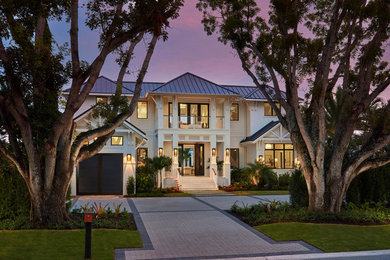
[225,148,230,157]
[212,148,216,157]
[158,147,163,156]
[126,154,132,162]
[174,148,178,157]
[83,211,94,259]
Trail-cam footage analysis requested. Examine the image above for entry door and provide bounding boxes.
[194,144,204,176]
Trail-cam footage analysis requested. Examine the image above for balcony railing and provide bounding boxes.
[163,115,225,129]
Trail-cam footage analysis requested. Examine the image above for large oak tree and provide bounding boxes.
[198,0,390,212]
[0,0,183,224]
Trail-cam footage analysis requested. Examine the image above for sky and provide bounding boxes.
[50,0,390,98]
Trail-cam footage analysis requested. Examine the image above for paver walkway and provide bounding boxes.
[113,195,321,259]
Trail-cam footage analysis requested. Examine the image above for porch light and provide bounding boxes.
[158,147,163,156]
[127,154,132,162]
[212,148,216,157]
[258,155,263,162]
[174,148,178,157]
[225,148,230,156]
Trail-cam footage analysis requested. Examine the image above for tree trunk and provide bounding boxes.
[30,184,69,224]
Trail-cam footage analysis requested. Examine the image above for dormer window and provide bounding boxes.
[96,97,108,105]
[264,102,280,116]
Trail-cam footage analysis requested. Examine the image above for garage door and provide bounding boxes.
[77,153,123,195]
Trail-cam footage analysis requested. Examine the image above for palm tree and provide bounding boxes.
[147,156,172,190]
[242,161,277,188]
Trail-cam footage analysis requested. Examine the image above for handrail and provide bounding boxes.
[212,168,217,176]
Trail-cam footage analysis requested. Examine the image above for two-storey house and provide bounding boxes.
[65,72,295,196]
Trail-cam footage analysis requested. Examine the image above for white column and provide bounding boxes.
[210,97,216,129]
[156,96,164,129]
[224,98,231,130]
[124,132,136,195]
[172,134,179,180]
[173,95,179,129]
[223,135,231,186]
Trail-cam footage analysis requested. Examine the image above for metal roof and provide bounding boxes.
[63,73,289,100]
[151,72,240,96]
[240,121,280,143]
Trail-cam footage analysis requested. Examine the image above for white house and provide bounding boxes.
[65,72,296,196]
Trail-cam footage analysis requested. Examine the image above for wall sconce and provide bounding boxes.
[127,154,132,162]
[258,155,263,162]
[174,148,178,157]
[212,148,216,157]
[225,148,230,157]
[158,147,163,156]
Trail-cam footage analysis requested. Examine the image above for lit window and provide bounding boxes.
[137,148,148,167]
[137,101,148,119]
[230,103,239,121]
[264,143,294,169]
[230,148,239,169]
[264,102,280,116]
[111,136,123,146]
[83,141,89,146]
[96,97,108,105]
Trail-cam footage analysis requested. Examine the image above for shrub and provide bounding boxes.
[289,169,308,207]
[278,173,291,189]
[126,176,135,195]
[0,155,30,220]
[231,168,251,187]
[136,165,155,193]
[346,164,390,205]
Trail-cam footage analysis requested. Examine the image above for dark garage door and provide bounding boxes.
[78,153,123,195]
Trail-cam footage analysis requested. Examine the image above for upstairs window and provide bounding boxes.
[137,101,148,119]
[111,136,123,146]
[230,103,239,121]
[264,102,280,116]
[96,97,108,105]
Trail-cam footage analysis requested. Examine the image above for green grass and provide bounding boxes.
[256,222,390,252]
[0,229,142,259]
[230,190,289,196]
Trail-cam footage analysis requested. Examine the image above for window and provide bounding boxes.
[111,136,123,146]
[96,97,108,105]
[264,102,280,116]
[264,143,294,169]
[83,141,89,146]
[177,103,209,128]
[230,103,239,121]
[137,148,148,167]
[137,101,148,119]
[230,148,239,169]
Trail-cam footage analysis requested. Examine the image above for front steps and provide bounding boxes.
[180,176,218,191]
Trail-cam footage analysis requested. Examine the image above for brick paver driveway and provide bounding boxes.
[109,195,321,260]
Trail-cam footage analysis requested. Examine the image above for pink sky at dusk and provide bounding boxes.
[51,0,390,98]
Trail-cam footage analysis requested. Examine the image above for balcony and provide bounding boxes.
[164,115,225,129]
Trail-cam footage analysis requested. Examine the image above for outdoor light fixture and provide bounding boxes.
[127,154,132,162]
[225,148,230,156]
[258,155,263,162]
[174,148,178,157]
[158,147,163,156]
[212,148,216,156]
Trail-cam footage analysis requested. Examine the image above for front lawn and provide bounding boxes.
[230,190,289,196]
[0,229,142,259]
[256,222,390,252]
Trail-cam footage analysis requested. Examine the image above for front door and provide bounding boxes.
[179,144,204,176]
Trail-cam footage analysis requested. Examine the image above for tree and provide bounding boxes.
[0,0,183,224]
[146,156,172,189]
[198,0,390,212]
